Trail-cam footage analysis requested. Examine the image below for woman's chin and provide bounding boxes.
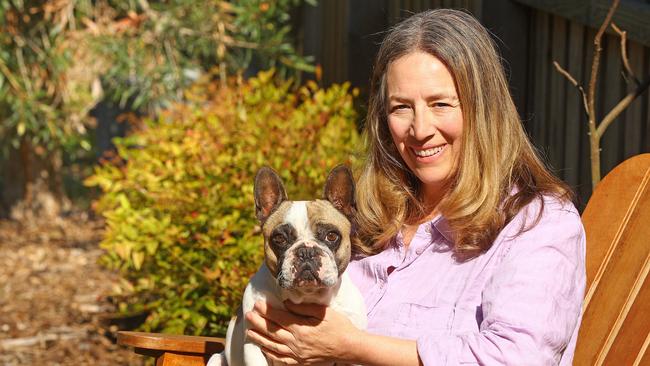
[410,165,452,187]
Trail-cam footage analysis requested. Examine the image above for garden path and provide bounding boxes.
[0,213,142,365]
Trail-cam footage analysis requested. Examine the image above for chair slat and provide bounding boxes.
[633,335,650,366]
[581,154,650,290]
[117,331,224,354]
[576,154,650,365]
[601,267,650,365]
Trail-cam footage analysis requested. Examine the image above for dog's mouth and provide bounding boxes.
[294,264,322,287]
[277,261,326,289]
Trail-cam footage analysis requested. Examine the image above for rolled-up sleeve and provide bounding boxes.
[416,203,586,365]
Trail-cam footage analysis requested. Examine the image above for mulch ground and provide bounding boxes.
[0,212,145,365]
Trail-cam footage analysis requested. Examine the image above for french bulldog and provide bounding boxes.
[208,165,367,366]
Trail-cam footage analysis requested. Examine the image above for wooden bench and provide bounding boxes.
[118,153,650,365]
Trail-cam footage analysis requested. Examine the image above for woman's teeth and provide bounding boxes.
[413,145,445,157]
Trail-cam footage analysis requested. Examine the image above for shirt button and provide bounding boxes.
[416,248,423,255]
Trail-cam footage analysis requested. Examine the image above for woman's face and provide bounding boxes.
[386,51,463,204]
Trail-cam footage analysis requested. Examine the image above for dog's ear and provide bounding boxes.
[254,167,287,224]
[323,165,356,218]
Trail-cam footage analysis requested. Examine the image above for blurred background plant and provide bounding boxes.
[0,0,99,220]
[1,0,363,338]
[85,71,360,335]
[0,0,316,221]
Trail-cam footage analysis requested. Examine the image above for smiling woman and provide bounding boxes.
[246,8,586,366]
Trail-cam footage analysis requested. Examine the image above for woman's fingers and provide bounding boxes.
[246,301,351,364]
[246,329,294,356]
[283,301,327,319]
[260,346,300,365]
[253,301,314,327]
[245,308,293,341]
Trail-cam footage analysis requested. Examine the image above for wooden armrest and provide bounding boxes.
[117,331,225,366]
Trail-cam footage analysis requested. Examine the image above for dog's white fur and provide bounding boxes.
[214,263,366,366]
[207,200,367,366]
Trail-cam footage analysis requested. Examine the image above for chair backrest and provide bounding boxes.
[575,153,650,365]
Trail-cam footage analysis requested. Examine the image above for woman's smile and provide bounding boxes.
[411,143,447,160]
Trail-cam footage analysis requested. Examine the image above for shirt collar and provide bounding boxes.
[391,214,455,250]
[431,214,455,244]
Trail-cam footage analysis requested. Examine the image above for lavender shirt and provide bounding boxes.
[347,195,586,365]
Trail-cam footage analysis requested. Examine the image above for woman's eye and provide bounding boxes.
[325,231,340,242]
[431,102,452,108]
[391,104,410,112]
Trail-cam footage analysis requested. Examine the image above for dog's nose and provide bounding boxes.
[296,245,318,260]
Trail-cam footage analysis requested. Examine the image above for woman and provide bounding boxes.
[246,9,585,365]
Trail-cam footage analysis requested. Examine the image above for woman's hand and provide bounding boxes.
[245,300,362,365]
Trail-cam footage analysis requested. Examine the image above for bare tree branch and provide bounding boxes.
[553,61,579,86]
[588,0,620,120]
[611,23,641,86]
[584,0,620,187]
[597,77,650,139]
[553,0,649,189]
[553,61,589,115]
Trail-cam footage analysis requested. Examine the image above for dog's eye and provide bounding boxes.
[325,231,340,242]
[271,233,287,246]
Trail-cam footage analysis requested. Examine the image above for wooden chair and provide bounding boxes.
[117,331,225,366]
[574,153,650,365]
[118,153,650,366]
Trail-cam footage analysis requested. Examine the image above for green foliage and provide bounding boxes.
[231,0,317,78]
[0,0,97,153]
[86,70,361,335]
[94,0,316,113]
[0,0,315,172]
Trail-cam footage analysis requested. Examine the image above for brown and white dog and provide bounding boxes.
[208,166,367,366]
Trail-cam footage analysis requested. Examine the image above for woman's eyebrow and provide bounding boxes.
[388,92,458,102]
[387,95,412,103]
[425,92,459,101]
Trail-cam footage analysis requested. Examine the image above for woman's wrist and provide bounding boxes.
[336,329,422,366]
[337,325,367,362]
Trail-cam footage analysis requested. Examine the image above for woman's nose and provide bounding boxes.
[410,107,436,141]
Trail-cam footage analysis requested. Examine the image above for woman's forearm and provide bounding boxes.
[340,330,423,366]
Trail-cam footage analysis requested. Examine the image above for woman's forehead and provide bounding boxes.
[385,51,458,99]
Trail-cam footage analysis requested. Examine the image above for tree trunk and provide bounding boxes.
[1,137,70,221]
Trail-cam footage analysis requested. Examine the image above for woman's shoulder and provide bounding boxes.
[499,193,585,258]
[515,193,580,227]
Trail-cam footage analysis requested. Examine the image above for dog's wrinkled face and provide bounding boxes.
[254,166,355,290]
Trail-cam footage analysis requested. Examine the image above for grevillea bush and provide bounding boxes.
[85,70,361,335]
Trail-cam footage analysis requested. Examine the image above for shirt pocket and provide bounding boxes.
[394,299,455,339]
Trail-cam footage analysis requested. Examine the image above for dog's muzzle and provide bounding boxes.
[293,244,323,286]
[276,242,341,289]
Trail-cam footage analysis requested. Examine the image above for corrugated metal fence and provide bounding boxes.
[523,6,650,206]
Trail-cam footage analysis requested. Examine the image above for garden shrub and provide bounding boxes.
[86,70,361,336]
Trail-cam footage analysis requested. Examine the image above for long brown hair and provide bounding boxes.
[355,9,572,259]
